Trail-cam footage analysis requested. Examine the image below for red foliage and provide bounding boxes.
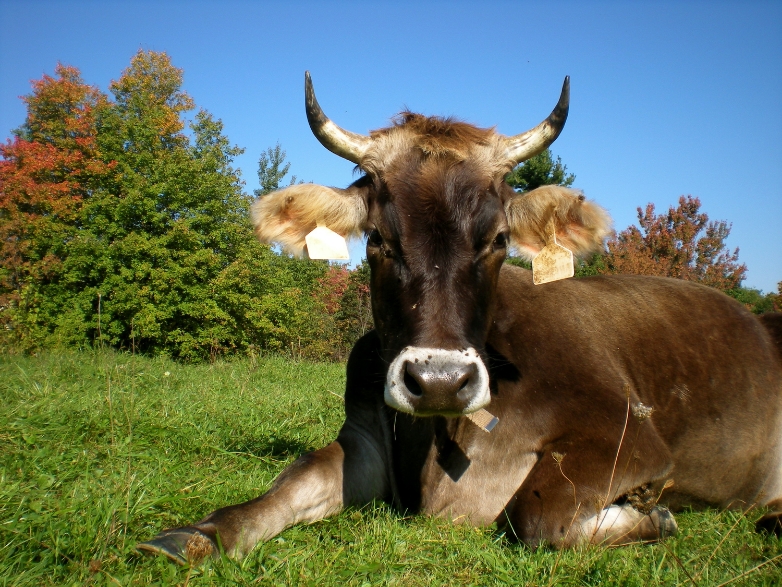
[0,64,113,297]
[314,266,351,315]
[309,264,374,361]
[601,196,746,292]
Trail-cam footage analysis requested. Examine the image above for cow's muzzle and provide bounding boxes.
[384,347,490,416]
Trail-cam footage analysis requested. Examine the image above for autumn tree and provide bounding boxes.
[0,64,113,345]
[772,282,782,313]
[309,262,374,361]
[601,195,746,292]
[334,262,373,350]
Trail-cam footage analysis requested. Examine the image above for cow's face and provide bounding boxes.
[360,132,513,415]
[252,73,611,416]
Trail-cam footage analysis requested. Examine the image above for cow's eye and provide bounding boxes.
[367,228,383,247]
[493,232,509,250]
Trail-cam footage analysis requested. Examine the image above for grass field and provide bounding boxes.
[1,349,781,586]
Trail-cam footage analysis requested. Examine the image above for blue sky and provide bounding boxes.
[1,0,780,292]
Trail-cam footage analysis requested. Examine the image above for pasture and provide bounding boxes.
[1,350,780,586]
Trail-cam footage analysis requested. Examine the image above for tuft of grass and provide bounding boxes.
[1,349,780,585]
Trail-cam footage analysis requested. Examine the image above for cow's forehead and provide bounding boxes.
[368,151,509,259]
[359,114,513,182]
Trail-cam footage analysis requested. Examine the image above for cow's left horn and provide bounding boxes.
[305,71,372,164]
[503,76,570,164]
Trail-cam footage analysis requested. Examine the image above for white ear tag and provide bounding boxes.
[305,225,349,260]
[532,215,574,285]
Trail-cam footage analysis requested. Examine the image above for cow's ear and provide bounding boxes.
[505,185,613,259]
[251,183,369,257]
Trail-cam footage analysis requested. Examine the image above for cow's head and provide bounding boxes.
[253,73,611,416]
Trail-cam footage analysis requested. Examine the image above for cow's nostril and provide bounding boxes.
[404,367,423,396]
[457,363,476,393]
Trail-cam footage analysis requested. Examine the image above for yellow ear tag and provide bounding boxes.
[532,215,574,285]
[466,409,499,432]
[305,225,349,260]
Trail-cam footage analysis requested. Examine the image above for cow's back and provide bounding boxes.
[490,265,782,509]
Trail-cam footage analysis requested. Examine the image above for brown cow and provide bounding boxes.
[138,73,782,564]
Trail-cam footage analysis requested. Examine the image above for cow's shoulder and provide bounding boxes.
[490,265,771,372]
[495,264,755,324]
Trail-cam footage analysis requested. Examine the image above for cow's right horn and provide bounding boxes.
[503,76,570,165]
[305,72,372,164]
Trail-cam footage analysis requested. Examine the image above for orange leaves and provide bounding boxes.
[111,51,194,112]
[601,196,747,292]
[109,50,194,142]
[2,49,265,358]
[22,64,107,150]
[315,266,351,315]
[0,63,114,301]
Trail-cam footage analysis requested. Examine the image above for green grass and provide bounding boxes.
[1,349,780,586]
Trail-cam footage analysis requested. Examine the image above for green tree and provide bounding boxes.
[212,239,327,359]
[505,148,575,193]
[255,142,298,197]
[574,254,607,278]
[725,286,777,314]
[87,50,274,360]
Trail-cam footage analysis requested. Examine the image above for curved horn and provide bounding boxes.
[305,71,372,164]
[503,76,570,164]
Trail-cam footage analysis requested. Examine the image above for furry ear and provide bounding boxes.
[251,183,369,257]
[505,185,613,259]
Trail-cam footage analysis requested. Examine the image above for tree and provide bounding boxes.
[725,286,777,314]
[505,148,575,193]
[211,239,327,359]
[335,261,373,347]
[601,195,746,292]
[311,262,374,361]
[0,64,113,347]
[85,50,266,359]
[254,142,297,197]
[0,54,226,356]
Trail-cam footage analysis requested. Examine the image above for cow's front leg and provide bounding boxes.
[500,432,674,549]
[137,425,389,564]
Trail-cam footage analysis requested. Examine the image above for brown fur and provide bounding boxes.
[759,312,782,362]
[361,113,508,183]
[370,112,497,159]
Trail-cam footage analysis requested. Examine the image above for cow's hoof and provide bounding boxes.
[650,506,678,538]
[756,512,782,537]
[136,527,216,565]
